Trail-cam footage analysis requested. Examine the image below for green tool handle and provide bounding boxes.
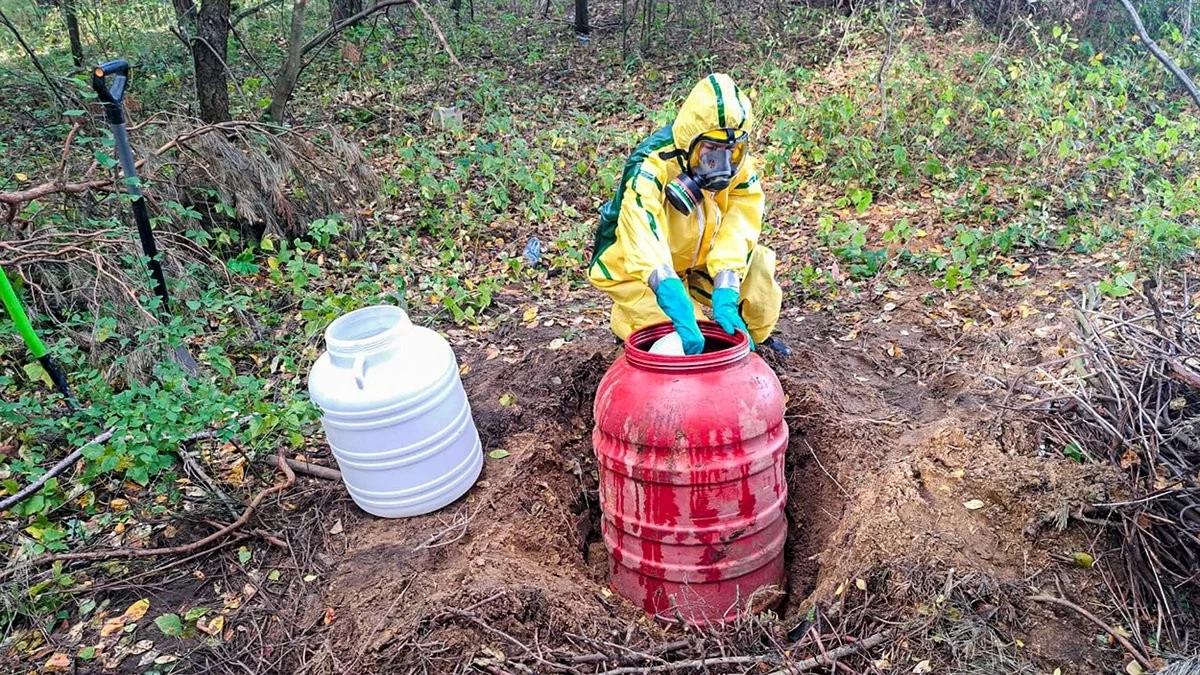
[0,266,47,358]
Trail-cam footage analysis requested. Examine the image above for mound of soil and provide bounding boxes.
[292,305,1123,673]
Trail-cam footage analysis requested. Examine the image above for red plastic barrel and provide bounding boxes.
[593,321,788,625]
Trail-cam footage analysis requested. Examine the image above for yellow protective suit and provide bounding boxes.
[587,73,782,343]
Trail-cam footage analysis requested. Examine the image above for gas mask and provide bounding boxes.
[664,129,747,215]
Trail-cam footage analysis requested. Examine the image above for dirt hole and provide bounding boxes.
[307,342,865,671]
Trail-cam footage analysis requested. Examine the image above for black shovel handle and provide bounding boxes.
[91,59,130,124]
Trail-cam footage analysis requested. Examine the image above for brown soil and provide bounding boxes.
[278,282,1127,674]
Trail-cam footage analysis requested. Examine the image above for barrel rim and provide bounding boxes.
[625,322,750,372]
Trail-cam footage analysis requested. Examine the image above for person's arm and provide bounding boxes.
[706,157,764,289]
[616,164,675,288]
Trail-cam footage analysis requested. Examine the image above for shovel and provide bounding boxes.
[0,266,78,408]
[91,59,199,374]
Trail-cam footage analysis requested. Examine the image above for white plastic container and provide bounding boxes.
[307,305,482,518]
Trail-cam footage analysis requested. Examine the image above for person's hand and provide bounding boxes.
[654,278,705,355]
[712,287,754,350]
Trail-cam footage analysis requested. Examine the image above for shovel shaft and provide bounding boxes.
[110,120,170,311]
[1,267,78,405]
[0,266,47,358]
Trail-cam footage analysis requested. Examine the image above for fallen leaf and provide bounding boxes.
[458,363,471,376]
[834,581,846,596]
[488,449,511,460]
[303,574,318,582]
[198,615,224,637]
[129,639,154,655]
[123,598,150,621]
[137,651,159,668]
[100,617,127,638]
[950,468,965,479]
[323,608,336,626]
[886,343,904,358]
[913,659,933,673]
[77,646,96,660]
[155,654,179,665]
[498,393,516,407]
[43,653,70,671]
[242,583,258,600]
[549,338,565,350]
[268,570,282,582]
[1119,448,1140,470]
[523,307,538,324]
[1127,661,1145,675]
[329,520,344,535]
[963,499,985,510]
[237,546,252,564]
[110,498,130,512]
[155,614,183,637]
[15,172,29,182]
[1072,552,1095,569]
[227,459,246,487]
[855,578,868,591]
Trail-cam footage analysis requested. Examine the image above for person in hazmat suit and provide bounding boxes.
[587,73,788,356]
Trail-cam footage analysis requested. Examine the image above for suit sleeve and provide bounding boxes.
[706,157,764,280]
[617,164,674,284]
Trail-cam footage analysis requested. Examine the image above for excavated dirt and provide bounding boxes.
[292,298,1124,673]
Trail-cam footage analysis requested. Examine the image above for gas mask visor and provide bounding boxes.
[687,129,747,192]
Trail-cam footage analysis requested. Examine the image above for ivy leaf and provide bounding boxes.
[237,546,251,564]
[488,449,510,460]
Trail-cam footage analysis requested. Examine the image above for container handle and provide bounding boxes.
[353,354,366,389]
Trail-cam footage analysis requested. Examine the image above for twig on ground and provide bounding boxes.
[257,456,342,481]
[412,0,463,68]
[0,449,294,580]
[0,428,115,512]
[762,632,891,675]
[1027,595,1152,671]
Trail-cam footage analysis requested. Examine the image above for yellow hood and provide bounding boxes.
[671,73,754,153]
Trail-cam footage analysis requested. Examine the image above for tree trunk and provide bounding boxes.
[267,0,309,123]
[330,0,362,27]
[62,0,84,67]
[194,0,232,123]
[574,0,589,36]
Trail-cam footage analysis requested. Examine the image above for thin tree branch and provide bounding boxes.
[1027,594,1153,671]
[0,429,115,512]
[232,0,285,24]
[1116,0,1200,109]
[300,0,413,57]
[0,449,295,579]
[413,0,462,68]
[0,7,67,108]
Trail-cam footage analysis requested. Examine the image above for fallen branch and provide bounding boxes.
[763,631,891,674]
[257,455,342,481]
[0,449,294,580]
[413,0,463,68]
[0,428,115,512]
[1116,0,1200,109]
[1027,594,1153,671]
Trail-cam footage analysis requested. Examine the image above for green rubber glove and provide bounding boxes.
[655,278,705,355]
[712,287,754,350]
